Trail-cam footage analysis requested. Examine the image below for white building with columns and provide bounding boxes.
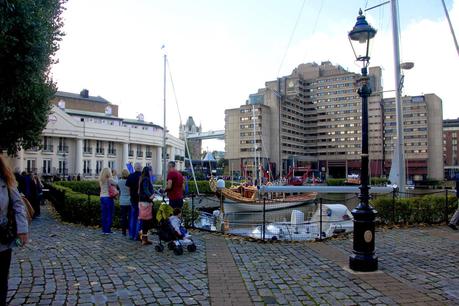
[6,91,185,179]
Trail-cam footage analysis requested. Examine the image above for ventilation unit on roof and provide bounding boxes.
[80,89,89,98]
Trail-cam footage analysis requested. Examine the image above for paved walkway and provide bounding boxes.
[6,206,459,305]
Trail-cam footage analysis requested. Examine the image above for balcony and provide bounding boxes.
[26,147,39,153]
[136,151,143,158]
[95,148,105,156]
[108,149,117,156]
[146,151,152,158]
[42,144,53,154]
[128,150,134,157]
[83,147,93,155]
[83,169,93,176]
[57,146,69,154]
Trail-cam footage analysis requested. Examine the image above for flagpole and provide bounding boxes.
[162,48,167,189]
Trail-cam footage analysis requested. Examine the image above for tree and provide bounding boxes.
[0,0,66,155]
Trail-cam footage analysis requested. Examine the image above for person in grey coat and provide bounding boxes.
[0,156,28,306]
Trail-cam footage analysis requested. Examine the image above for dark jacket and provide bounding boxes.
[138,177,154,202]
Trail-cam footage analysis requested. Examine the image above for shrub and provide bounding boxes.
[371,194,457,224]
[186,180,232,195]
[46,183,197,228]
[54,180,100,195]
[326,178,346,186]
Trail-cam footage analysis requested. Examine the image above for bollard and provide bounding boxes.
[319,198,323,241]
[445,189,449,223]
[262,197,266,241]
[191,193,195,228]
[392,188,396,224]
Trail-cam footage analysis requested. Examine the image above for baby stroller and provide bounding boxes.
[154,203,197,255]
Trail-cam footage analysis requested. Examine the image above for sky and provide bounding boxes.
[51,0,458,152]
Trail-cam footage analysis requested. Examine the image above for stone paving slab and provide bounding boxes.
[205,235,252,306]
[327,226,459,305]
[7,206,459,306]
[8,206,210,305]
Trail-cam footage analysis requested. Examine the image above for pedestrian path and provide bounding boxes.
[7,206,459,305]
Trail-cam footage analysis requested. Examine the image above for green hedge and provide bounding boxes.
[371,194,457,224]
[54,180,100,195]
[326,177,388,186]
[46,183,196,228]
[326,178,346,186]
[54,179,232,195]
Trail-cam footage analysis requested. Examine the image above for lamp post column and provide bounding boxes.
[349,67,378,272]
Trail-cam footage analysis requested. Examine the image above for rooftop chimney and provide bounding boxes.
[80,89,89,98]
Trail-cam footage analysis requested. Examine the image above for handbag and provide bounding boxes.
[20,196,34,224]
[108,182,119,198]
[138,202,153,220]
[0,188,18,245]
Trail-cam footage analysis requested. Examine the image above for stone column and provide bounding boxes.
[156,146,162,178]
[122,143,129,170]
[75,138,83,176]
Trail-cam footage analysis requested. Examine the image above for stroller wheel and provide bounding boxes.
[155,244,164,252]
[187,244,197,252]
[173,246,184,256]
[167,242,175,250]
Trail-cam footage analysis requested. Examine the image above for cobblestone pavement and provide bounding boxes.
[8,207,209,305]
[328,227,459,304]
[7,206,459,305]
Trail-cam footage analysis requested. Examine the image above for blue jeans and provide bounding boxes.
[100,197,114,233]
[129,200,141,240]
[120,205,131,233]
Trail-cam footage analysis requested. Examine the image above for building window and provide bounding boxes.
[58,137,68,153]
[26,159,36,174]
[128,144,134,157]
[42,159,51,174]
[108,141,116,155]
[136,144,143,158]
[108,160,115,170]
[84,139,92,154]
[96,160,103,174]
[58,160,67,176]
[83,160,91,175]
[96,140,104,155]
[43,136,53,152]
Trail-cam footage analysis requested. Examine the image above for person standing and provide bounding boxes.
[138,167,154,245]
[166,161,184,209]
[32,174,43,218]
[118,169,131,236]
[126,163,142,240]
[99,168,117,234]
[0,156,28,306]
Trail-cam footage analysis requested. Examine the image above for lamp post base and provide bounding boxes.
[349,205,378,272]
[349,253,378,272]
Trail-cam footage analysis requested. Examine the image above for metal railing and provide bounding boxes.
[188,185,458,242]
[42,144,53,153]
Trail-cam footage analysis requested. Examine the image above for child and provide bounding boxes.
[169,208,189,239]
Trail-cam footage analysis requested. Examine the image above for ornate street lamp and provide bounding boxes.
[348,9,378,272]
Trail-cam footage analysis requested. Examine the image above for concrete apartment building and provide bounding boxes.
[443,118,459,179]
[5,90,185,179]
[225,61,443,181]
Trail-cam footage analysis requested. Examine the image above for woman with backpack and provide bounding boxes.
[138,166,155,245]
[99,167,118,234]
[0,156,28,306]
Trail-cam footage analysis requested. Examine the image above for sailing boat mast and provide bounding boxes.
[252,104,257,185]
[162,52,167,189]
[390,0,406,192]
